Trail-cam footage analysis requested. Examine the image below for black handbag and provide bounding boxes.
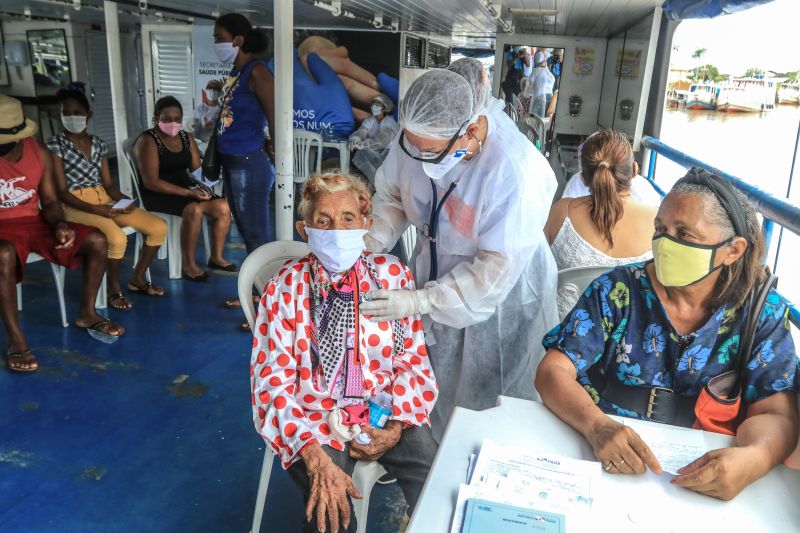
[201,74,238,181]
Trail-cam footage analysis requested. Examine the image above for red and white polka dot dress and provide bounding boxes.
[250,252,438,469]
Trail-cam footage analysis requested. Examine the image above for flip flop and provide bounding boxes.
[108,291,134,310]
[207,260,239,273]
[127,281,166,297]
[5,348,38,373]
[182,271,210,282]
[78,319,125,337]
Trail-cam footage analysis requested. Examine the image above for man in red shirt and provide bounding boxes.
[0,95,124,372]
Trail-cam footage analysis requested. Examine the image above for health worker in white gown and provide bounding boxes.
[361,68,559,441]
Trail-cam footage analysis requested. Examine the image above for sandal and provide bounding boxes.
[208,259,239,273]
[5,348,38,373]
[108,292,134,310]
[239,321,252,332]
[182,271,209,282]
[127,281,166,297]
[77,319,125,337]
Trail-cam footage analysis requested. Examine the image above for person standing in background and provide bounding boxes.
[190,79,223,143]
[213,13,276,252]
[531,51,555,117]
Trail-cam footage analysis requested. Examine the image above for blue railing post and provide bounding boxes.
[761,218,774,265]
[647,149,657,182]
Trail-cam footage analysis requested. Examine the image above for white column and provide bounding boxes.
[274,0,294,241]
[103,1,131,195]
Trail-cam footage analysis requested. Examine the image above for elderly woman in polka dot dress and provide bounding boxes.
[250,172,439,533]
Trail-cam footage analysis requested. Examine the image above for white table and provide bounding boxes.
[409,396,800,533]
[322,138,350,174]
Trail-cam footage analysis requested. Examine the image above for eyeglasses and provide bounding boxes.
[398,120,469,164]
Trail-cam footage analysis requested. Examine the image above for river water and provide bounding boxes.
[654,104,800,301]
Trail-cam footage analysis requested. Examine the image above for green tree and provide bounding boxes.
[691,48,707,81]
[744,67,764,78]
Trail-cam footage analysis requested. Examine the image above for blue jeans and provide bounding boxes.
[221,150,275,253]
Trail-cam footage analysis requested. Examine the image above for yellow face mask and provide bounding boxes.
[652,234,732,287]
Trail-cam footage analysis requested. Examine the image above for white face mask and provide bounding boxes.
[422,147,471,180]
[61,115,87,134]
[206,89,220,101]
[214,42,238,64]
[370,104,383,116]
[306,227,368,273]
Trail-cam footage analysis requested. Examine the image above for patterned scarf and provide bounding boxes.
[308,253,407,396]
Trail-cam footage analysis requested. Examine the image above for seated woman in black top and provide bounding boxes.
[134,96,235,281]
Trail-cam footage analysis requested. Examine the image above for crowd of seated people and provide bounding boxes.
[1,28,797,532]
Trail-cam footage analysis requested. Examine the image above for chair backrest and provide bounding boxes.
[122,136,145,204]
[557,265,614,317]
[506,102,519,122]
[238,240,310,329]
[523,115,547,155]
[512,93,527,118]
[293,129,323,184]
[400,226,417,274]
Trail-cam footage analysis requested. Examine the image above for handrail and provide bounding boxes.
[642,136,800,327]
[643,136,800,237]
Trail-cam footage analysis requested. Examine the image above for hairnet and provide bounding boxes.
[534,52,546,64]
[447,57,490,114]
[399,69,474,140]
[373,93,394,114]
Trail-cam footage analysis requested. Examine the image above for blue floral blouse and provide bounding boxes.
[542,262,798,419]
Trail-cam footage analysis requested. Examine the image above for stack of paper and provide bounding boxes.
[452,439,600,533]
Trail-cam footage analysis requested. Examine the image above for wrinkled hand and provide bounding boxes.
[54,223,76,249]
[588,417,662,475]
[349,422,402,462]
[360,289,432,322]
[672,447,765,500]
[305,448,363,532]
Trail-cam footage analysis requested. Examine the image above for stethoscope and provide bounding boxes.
[424,132,482,282]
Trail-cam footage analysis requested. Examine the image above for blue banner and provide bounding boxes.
[662,0,774,21]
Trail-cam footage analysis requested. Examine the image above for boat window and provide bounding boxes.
[26,29,71,96]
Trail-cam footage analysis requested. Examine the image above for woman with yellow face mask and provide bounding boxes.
[535,168,798,501]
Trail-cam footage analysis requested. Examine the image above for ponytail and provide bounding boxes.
[589,162,624,246]
[242,27,268,54]
[579,129,635,247]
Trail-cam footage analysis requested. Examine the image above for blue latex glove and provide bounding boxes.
[377,72,399,121]
[268,49,355,138]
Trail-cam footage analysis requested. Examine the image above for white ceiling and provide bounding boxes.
[1,0,662,39]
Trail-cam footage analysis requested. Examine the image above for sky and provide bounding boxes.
[670,0,799,75]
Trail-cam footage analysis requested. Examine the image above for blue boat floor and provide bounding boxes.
[0,231,406,533]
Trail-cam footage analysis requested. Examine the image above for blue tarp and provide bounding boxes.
[662,0,774,21]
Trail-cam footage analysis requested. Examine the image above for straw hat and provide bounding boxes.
[0,94,38,144]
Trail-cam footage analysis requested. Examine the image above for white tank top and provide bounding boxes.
[551,217,651,317]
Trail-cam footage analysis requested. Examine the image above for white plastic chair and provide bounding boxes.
[505,101,519,122]
[239,241,386,533]
[400,226,417,277]
[556,265,614,320]
[122,136,210,279]
[293,129,323,184]
[16,253,68,328]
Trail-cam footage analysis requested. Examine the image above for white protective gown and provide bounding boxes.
[367,106,559,440]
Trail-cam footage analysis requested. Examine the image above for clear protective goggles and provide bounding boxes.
[398,119,470,164]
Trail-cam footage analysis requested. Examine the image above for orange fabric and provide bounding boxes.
[692,388,741,436]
